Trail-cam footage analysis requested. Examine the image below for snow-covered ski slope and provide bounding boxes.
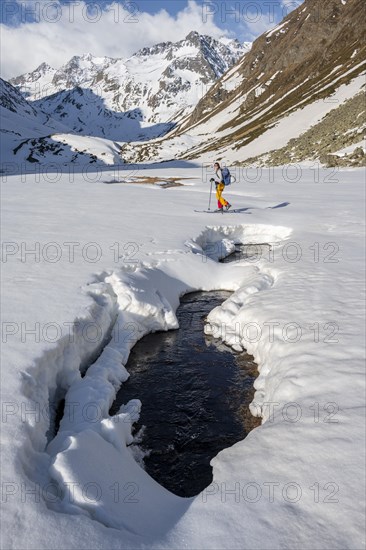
[1,163,365,549]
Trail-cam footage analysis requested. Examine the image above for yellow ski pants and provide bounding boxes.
[216,183,228,208]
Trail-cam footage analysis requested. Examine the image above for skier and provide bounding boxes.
[213,162,231,211]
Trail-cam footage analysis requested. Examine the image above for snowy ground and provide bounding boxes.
[1,163,365,549]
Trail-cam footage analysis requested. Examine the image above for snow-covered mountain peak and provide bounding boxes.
[10,62,57,99]
[9,32,249,135]
[62,53,114,68]
[184,30,214,48]
[35,61,54,74]
[16,61,55,81]
[52,53,116,89]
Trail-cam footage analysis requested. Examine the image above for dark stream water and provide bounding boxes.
[110,287,260,498]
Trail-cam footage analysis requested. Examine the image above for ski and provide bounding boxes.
[194,209,225,213]
[194,208,249,214]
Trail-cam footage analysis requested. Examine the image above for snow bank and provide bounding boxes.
[31,248,275,534]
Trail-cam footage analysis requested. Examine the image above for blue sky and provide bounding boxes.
[1,0,304,78]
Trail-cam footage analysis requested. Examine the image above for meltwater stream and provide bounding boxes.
[110,287,261,498]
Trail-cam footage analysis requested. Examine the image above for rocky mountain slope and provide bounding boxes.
[248,91,366,167]
[0,77,63,150]
[0,78,116,169]
[120,0,365,165]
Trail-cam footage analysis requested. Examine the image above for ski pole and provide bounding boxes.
[208,179,213,211]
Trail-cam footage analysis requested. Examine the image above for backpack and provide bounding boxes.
[222,167,232,186]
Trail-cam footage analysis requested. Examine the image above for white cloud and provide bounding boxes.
[0,0,230,79]
[222,1,304,44]
[281,0,304,12]
[242,0,304,39]
[241,15,276,42]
